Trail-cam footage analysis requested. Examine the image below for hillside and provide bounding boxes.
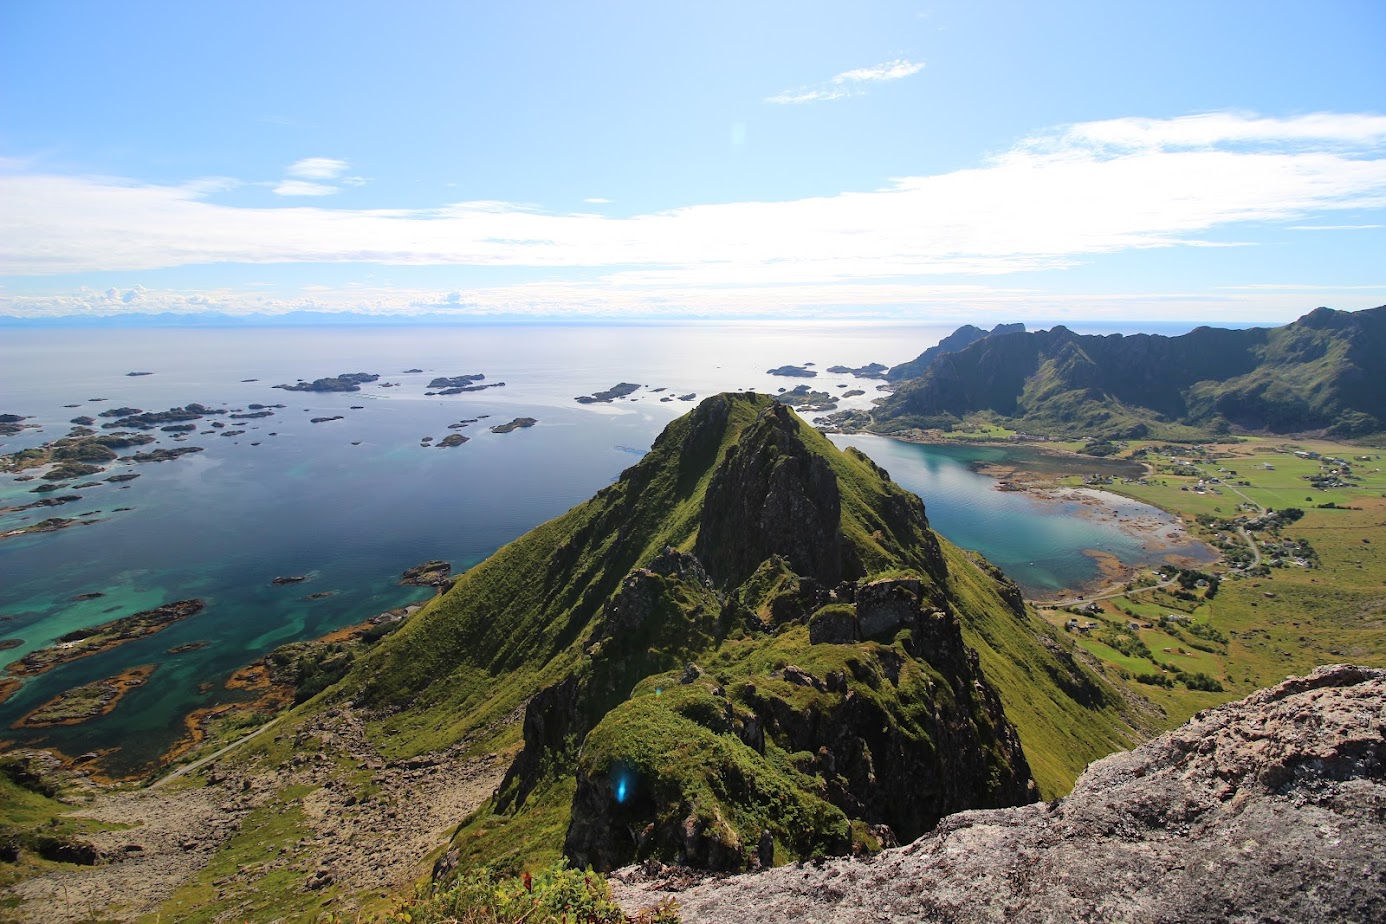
[873,305,1386,439]
[615,664,1386,923]
[333,393,1139,873]
[884,322,1025,382]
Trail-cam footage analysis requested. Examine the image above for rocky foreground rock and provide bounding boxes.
[614,664,1386,923]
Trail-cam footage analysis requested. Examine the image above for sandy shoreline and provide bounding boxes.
[864,432,1214,602]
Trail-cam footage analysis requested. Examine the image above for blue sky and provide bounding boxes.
[2,1,1384,323]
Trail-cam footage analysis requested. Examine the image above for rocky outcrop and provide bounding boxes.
[696,403,846,588]
[615,664,1386,923]
[885,322,1025,382]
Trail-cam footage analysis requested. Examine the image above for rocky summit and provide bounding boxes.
[614,663,1386,923]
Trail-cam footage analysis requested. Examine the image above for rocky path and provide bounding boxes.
[4,706,507,922]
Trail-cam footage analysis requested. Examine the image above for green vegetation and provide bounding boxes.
[293,393,1137,876]
[1034,432,1386,727]
[873,305,1386,440]
[148,784,324,923]
[0,757,125,895]
[391,861,678,924]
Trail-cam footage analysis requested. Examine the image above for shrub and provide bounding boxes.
[1182,672,1225,693]
[389,862,680,924]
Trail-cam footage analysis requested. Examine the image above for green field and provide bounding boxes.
[1038,436,1386,727]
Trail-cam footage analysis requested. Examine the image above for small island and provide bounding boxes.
[4,599,203,676]
[437,433,469,448]
[575,383,641,403]
[15,664,157,728]
[0,494,82,515]
[774,384,839,412]
[826,362,889,378]
[274,372,380,392]
[400,559,453,589]
[1,517,98,541]
[309,416,344,424]
[271,575,308,585]
[489,417,538,434]
[100,404,227,429]
[767,365,817,377]
[428,374,484,388]
[426,374,507,395]
[125,446,204,463]
[0,413,37,437]
[125,371,154,377]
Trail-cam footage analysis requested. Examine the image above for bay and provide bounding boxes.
[0,322,1203,774]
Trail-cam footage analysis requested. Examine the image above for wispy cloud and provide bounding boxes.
[1287,223,1384,231]
[2,112,1385,318]
[273,158,362,196]
[286,157,349,180]
[766,58,923,104]
[273,179,340,197]
[583,197,612,204]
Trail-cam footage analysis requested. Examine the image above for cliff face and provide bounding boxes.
[615,664,1386,923]
[345,393,1132,873]
[875,304,1386,438]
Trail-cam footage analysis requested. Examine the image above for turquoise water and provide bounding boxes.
[830,436,1210,594]
[0,323,1205,774]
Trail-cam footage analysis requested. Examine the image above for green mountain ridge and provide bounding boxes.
[873,305,1386,439]
[327,393,1138,873]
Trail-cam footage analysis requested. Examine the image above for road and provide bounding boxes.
[1030,578,1178,609]
[150,716,281,789]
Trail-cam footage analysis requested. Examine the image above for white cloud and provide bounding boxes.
[4,279,1376,325]
[273,180,340,197]
[767,58,923,104]
[2,112,1385,319]
[1287,223,1384,231]
[583,197,612,204]
[286,157,349,180]
[1042,112,1386,152]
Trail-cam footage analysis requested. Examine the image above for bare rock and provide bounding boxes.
[616,664,1386,923]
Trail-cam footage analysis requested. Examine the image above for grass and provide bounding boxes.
[1032,434,1386,726]
[143,783,323,924]
[343,394,1139,874]
[0,768,134,899]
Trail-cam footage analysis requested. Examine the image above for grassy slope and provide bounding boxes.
[332,396,1135,874]
[875,306,1386,440]
[192,394,1140,889]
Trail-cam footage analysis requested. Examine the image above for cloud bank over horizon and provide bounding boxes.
[3,112,1385,322]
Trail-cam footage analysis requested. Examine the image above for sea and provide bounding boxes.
[0,321,1208,775]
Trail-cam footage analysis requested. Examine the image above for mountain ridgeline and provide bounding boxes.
[340,393,1135,873]
[874,305,1386,439]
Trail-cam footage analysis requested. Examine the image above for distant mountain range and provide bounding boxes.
[870,305,1386,439]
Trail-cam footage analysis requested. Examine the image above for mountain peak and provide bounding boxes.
[342,393,1131,873]
[696,401,846,587]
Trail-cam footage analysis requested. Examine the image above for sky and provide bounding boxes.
[2,0,1385,325]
